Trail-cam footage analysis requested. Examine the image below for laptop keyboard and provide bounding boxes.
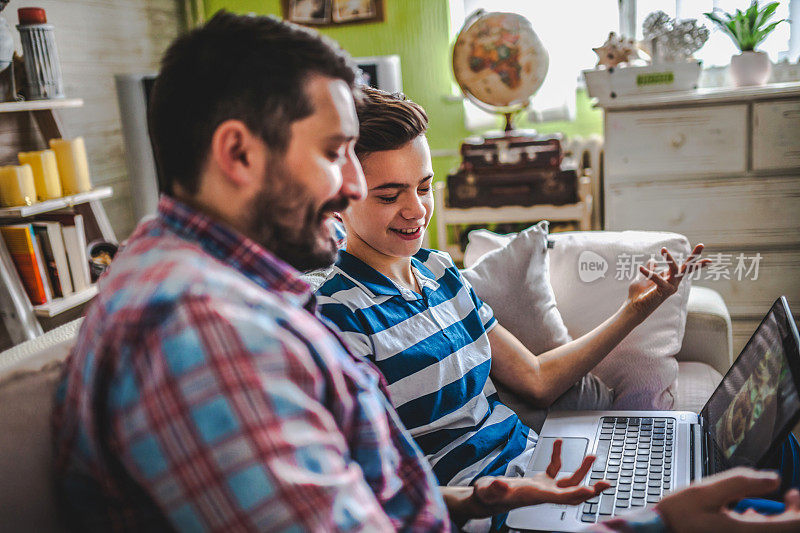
[580,416,675,523]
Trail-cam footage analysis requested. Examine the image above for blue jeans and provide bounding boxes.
[734,433,800,515]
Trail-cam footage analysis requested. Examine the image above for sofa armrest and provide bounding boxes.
[676,286,733,376]
[0,318,83,378]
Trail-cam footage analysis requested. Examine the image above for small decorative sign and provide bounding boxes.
[636,72,675,87]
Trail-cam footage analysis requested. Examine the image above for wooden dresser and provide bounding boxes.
[600,82,800,353]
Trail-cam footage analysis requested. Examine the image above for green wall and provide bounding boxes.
[203,1,602,246]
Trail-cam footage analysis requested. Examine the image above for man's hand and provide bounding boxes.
[655,467,800,533]
[458,439,610,520]
[626,243,711,320]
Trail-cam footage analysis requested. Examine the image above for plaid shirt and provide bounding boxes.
[52,195,448,532]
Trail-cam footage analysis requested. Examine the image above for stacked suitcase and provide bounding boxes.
[446,132,578,208]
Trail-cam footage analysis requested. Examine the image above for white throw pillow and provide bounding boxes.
[547,231,692,409]
[462,227,693,410]
[462,229,514,268]
[462,222,572,357]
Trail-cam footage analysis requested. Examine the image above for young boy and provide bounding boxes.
[316,87,711,528]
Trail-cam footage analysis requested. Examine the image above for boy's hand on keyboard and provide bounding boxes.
[467,439,610,516]
[655,467,800,533]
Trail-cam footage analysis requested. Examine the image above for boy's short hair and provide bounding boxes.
[355,87,428,157]
[148,11,358,195]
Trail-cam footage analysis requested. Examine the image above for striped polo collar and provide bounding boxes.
[335,250,440,301]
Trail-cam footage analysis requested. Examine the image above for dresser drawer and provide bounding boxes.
[604,176,800,248]
[753,99,800,170]
[605,105,747,180]
[694,248,800,319]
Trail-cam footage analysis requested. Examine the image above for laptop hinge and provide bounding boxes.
[703,429,716,476]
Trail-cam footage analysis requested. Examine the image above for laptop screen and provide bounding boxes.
[700,297,800,468]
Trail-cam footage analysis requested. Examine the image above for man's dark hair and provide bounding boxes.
[148,11,358,195]
[355,86,428,158]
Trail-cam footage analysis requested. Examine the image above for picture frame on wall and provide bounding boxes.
[282,0,384,26]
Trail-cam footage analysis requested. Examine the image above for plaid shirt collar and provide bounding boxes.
[157,195,313,308]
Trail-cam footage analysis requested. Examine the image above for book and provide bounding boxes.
[32,225,60,297]
[37,214,91,292]
[0,224,50,305]
[32,222,73,297]
[30,230,54,301]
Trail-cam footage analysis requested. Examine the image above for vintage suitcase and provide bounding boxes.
[460,132,563,171]
[446,162,578,208]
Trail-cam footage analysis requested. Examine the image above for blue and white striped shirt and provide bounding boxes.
[316,248,537,488]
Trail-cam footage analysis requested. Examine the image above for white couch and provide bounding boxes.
[0,286,733,531]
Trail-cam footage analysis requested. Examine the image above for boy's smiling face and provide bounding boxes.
[342,135,434,261]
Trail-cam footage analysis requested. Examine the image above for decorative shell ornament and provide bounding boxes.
[642,10,709,63]
[592,32,640,69]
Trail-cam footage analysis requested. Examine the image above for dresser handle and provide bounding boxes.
[671,133,686,148]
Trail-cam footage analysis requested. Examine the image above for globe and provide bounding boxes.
[452,10,549,115]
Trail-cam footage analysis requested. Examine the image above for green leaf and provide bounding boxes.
[756,2,779,29]
[732,17,746,49]
[704,11,725,27]
[754,20,784,45]
[746,3,758,36]
[746,0,760,28]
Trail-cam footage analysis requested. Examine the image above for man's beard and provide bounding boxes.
[244,158,349,272]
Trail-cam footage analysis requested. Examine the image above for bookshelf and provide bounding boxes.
[0,101,116,345]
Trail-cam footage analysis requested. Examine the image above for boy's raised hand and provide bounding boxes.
[626,243,712,319]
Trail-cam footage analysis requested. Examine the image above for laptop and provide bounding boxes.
[506,296,800,532]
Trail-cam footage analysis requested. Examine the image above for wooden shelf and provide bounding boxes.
[33,285,98,317]
[0,187,112,218]
[438,202,589,225]
[432,181,594,263]
[0,98,84,113]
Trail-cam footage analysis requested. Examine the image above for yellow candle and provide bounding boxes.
[0,165,38,207]
[18,149,63,200]
[49,137,92,195]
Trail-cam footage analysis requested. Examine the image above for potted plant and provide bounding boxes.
[704,1,786,87]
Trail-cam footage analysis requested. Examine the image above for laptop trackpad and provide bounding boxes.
[530,437,589,473]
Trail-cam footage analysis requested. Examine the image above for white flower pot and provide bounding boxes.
[730,51,772,87]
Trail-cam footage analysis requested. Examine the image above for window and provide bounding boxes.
[455,0,620,128]
[453,0,798,129]
[628,0,797,66]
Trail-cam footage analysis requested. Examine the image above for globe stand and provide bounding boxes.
[492,111,536,139]
[503,112,514,133]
